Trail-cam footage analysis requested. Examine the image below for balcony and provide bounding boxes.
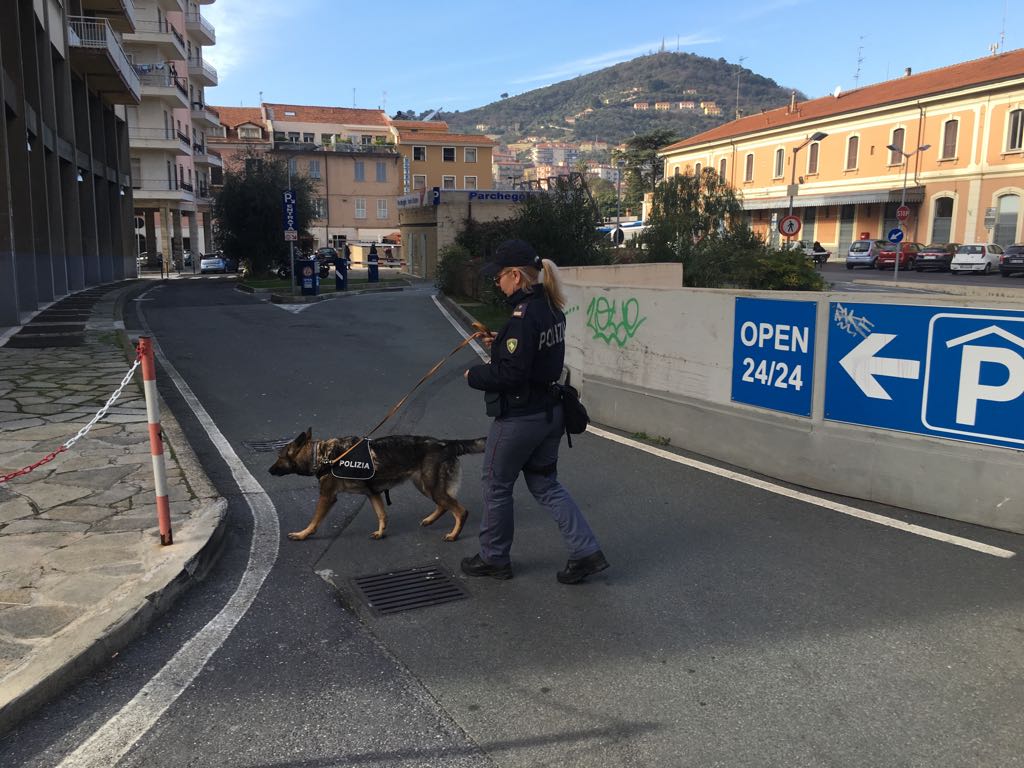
[131,177,193,204]
[192,144,223,169]
[122,18,187,61]
[190,101,221,128]
[184,12,216,46]
[79,0,137,33]
[67,17,141,105]
[129,127,190,154]
[188,57,217,86]
[136,69,189,107]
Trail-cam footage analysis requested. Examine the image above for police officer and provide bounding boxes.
[461,239,608,584]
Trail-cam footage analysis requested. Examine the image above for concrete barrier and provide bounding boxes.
[561,270,1024,534]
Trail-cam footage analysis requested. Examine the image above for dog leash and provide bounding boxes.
[328,321,492,466]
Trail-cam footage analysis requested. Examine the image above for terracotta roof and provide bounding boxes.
[391,119,450,131]
[664,48,1024,152]
[397,130,495,146]
[262,103,389,127]
[211,106,263,129]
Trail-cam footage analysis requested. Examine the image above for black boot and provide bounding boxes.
[461,554,513,580]
[557,550,609,584]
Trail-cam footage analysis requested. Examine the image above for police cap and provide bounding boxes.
[480,239,543,277]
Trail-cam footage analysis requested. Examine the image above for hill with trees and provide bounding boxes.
[437,51,802,146]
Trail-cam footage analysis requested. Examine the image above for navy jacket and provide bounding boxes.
[467,285,566,416]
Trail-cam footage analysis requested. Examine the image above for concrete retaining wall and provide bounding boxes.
[561,272,1024,534]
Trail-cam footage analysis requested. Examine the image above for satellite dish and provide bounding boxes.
[833,85,842,98]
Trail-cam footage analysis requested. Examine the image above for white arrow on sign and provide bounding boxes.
[839,333,921,400]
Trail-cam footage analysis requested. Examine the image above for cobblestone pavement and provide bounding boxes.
[0,283,224,732]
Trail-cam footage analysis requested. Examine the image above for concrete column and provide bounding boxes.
[172,208,183,270]
[96,179,113,283]
[160,205,173,275]
[188,209,199,270]
[144,208,157,261]
[46,148,68,297]
[80,172,100,285]
[61,159,85,292]
[200,211,210,254]
[0,81,16,326]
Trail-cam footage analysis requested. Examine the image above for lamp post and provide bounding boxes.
[885,142,930,281]
[787,132,828,242]
[615,160,624,231]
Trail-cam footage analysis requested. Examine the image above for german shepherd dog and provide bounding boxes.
[268,428,486,542]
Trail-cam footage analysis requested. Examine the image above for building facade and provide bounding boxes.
[2,0,138,329]
[660,50,1024,255]
[124,0,219,268]
[392,121,495,193]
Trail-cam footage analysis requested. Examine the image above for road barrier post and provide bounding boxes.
[138,336,173,545]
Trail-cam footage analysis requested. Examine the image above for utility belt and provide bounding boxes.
[484,382,559,418]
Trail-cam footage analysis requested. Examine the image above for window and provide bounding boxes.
[238,125,260,139]
[932,196,954,243]
[889,128,905,164]
[694,162,701,176]
[464,176,477,190]
[302,133,314,143]
[719,158,727,178]
[994,194,1020,248]
[354,160,364,181]
[442,175,456,189]
[413,146,426,161]
[354,198,366,219]
[308,159,320,179]
[1009,109,1024,151]
[376,161,387,182]
[941,120,958,159]
[377,199,389,219]
[273,131,285,142]
[361,135,372,145]
[807,142,820,174]
[744,153,754,182]
[288,158,297,175]
[674,166,680,177]
[412,174,426,190]
[287,132,299,142]
[846,136,859,169]
[464,147,477,163]
[773,148,784,178]
[442,147,456,162]
[321,133,333,145]
[312,198,326,219]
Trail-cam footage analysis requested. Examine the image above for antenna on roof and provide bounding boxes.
[735,56,747,119]
[854,36,865,89]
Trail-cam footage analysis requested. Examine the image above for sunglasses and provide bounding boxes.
[493,269,514,285]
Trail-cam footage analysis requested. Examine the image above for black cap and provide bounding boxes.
[480,239,542,277]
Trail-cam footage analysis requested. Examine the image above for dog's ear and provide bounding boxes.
[294,429,310,446]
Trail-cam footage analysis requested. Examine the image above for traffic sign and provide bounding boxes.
[825,301,1024,449]
[887,227,904,243]
[731,298,817,416]
[896,205,910,221]
[778,215,801,238]
[282,189,298,240]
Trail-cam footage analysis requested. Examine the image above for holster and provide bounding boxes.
[484,391,503,418]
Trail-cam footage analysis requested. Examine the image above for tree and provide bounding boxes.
[512,175,611,267]
[213,148,315,276]
[614,129,677,211]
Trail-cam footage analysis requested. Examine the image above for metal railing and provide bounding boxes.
[128,18,186,51]
[188,57,218,82]
[67,17,141,98]
[129,127,176,140]
[132,178,192,193]
[184,11,216,41]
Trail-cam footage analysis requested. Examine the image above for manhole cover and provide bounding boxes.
[353,565,468,615]
[242,438,293,452]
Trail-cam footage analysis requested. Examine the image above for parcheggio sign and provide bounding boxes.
[467,191,537,203]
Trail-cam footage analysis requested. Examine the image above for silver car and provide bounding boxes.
[846,239,886,269]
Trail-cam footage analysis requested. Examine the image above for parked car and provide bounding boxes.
[950,243,1004,274]
[137,251,163,269]
[999,243,1024,277]
[915,243,959,272]
[199,253,227,273]
[783,239,831,265]
[846,239,886,269]
[876,241,921,270]
[182,250,193,267]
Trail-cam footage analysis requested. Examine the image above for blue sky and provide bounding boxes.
[204,0,1018,115]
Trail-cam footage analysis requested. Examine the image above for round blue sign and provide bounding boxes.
[887,227,904,243]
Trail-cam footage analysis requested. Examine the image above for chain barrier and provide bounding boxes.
[0,356,142,484]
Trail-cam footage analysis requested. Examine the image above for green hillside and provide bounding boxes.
[440,51,802,146]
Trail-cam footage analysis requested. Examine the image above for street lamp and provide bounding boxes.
[787,131,828,224]
[615,160,624,231]
[885,142,931,280]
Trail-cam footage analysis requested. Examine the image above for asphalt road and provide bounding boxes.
[820,259,1024,292]
[2,278,1022,768]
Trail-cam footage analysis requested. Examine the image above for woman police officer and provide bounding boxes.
[461,239,608,584]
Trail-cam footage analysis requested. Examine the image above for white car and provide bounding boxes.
[199,253,227,273]
[950,243,1004,275]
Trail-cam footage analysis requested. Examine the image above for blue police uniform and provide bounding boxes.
[466,284,601,567]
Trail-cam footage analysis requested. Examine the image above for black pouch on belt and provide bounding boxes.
[484,391,503,417]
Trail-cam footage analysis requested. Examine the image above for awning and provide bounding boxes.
[740,186,925,211]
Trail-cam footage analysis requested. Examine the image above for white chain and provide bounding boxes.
[62,359,142,451]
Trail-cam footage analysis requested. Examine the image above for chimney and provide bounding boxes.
[904,67,912,77]
[789,91,797,114]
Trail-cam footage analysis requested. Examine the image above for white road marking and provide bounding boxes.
[432,294,1015,560]
[270,302,313,314]
[58,294,281,768]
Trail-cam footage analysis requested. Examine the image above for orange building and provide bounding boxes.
[392,120,495,192]
[660,50,1024,255]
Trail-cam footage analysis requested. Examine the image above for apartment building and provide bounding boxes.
[124,0,219,267]
[2,0,138,328]
[660,49,1024,254]
[392,120,495,192]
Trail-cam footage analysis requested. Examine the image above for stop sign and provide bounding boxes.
[896,205,910,222]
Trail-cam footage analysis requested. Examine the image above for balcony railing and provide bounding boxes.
[129,127,176,140]
[188,57,218,83]
[132,178,193,193]
[184,11,216,43]
[67,16,141,102]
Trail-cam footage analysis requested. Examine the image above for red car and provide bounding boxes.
[876,241,921,270]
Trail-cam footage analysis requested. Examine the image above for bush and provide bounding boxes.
[434,244,473,295]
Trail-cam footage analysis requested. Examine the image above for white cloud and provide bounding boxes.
[509,35,719,87]
[201,0,307,83]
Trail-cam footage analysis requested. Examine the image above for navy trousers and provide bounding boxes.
[479,404,600,566]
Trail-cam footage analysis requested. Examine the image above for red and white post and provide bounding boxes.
[138,336,173,545]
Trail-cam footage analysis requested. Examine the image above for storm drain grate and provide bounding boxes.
[242,438,293,453]
[353,565,468,615]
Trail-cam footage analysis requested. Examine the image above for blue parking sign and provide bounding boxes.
[732,298,817,416]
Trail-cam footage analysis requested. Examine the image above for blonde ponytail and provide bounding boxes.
[539,258,566,311]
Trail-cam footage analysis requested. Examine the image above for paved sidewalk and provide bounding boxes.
[0,281,225,733]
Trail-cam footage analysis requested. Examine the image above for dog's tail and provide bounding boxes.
[449,438,487,456]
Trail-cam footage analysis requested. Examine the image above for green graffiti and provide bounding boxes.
[586,296,646,347]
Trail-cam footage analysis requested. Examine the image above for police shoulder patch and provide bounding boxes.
[506,338,519,353]
[512,302,528,318]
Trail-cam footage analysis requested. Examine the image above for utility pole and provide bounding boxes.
[735,56,747,119]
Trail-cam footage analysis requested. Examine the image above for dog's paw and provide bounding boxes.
[442,532,460,542]
[287,530,310,541]
[370,531,386,540]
